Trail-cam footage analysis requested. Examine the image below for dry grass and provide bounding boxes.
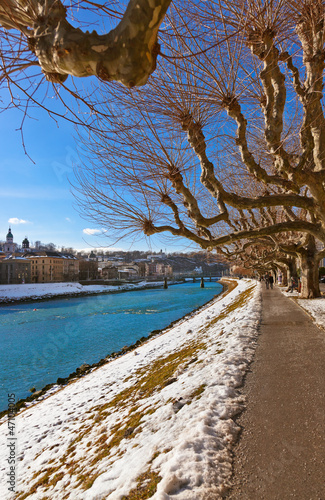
[121,469,162,500]
[15,281,255,498]
[17,468,65,499]
[199,285,255,335]
[186,384,207,403]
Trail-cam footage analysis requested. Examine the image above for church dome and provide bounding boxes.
[6,228,13,240]
[22,237,30,248]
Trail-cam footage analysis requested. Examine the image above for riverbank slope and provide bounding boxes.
[0,279,261,499]
[0,281,164,305]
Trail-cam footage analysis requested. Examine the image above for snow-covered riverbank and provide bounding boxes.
[1,281,325,499]
[0,279,262,499]
[0,281,162,303]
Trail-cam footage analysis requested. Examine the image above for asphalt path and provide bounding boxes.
[227,285,325,499]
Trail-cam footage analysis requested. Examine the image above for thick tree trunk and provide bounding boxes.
[282,272,288,287]
[298,246,321,299]
[286,259,297,287]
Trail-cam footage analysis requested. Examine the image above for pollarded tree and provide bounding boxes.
[73,81,323,297]
[72,0,325,298]
[0,0,172,130]
[219,232,323,298]
[0,0,171,87]
[273,233,324,297]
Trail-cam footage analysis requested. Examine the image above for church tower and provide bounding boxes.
[6,227,13,243]
[4,227,16,254]
[22,236,30,251]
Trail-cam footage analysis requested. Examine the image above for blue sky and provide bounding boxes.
[0,93,129,252]
[0,3,198,255]
[0,99,99,251]
[0,2,127,253]
[0,89,192,254]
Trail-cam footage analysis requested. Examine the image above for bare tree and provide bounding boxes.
[69,1,325,297]
[220,231,324,297]
[273,233,324,297]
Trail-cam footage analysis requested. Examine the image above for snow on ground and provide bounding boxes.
[297,298,325,330]
[0,281,159,302]
[280,287,325,330]
[0,279,262,500]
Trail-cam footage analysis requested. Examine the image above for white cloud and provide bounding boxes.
[83,228,101,235]
[65,217,72,222]
[8,218,31,225]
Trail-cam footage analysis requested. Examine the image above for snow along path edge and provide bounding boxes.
[0,279,262,500]
[280,287,325,331]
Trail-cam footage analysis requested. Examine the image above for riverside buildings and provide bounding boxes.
[0,228,79,284]
[0,256,31,285]
[0,227,230,284]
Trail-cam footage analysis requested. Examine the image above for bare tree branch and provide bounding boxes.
[0,0,172,86]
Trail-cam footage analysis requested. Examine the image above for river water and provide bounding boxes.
[0,281,222,410]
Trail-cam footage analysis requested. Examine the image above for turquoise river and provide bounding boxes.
[0,281,223,410]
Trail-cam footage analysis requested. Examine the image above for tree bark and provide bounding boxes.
[286,259,297,288]
[298,243,321,299]
[1,0,172,86]
[279,267,288,287]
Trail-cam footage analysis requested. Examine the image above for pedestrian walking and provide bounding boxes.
[269,273,274,289]
[265,273,270,289]
[286,276,296,293]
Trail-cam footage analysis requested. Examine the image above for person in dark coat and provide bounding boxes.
[269,273,274,289]
[286,276,296,292]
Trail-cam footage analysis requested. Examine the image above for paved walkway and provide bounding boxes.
[227,285,325,500]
